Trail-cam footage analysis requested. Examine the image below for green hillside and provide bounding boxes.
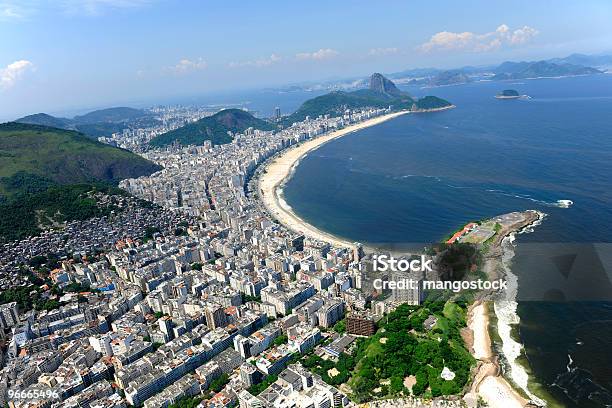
[16,107,160,139]
[0,122,161,196]
[282,90,410,125]
[0,122,161,242]
[149,108,276,148]
[0,183,127,242]
[15,113,75,130]
[72,107,151,123]
[413,96,454,110]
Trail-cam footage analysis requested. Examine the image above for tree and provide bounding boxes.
[390,376,405,395]
[168,396,203,408]
[209,373,229,393]
[333,319,346,333]
[273,334,288,346]
[412,369,428,396]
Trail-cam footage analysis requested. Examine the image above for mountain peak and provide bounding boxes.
[369,73,402,97]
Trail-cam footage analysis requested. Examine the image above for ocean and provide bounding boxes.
[281,74,612,407]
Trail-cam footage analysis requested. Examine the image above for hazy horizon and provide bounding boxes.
[2,0,612,120]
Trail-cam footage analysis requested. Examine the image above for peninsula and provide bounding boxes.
[283,73,452,124]
[459,210,544,408]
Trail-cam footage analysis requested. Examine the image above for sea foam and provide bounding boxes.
[494,211,547,406]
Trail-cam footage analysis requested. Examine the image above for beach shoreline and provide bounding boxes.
[465,210,547,408]
[466,301,530,408]
[258,110,410,249]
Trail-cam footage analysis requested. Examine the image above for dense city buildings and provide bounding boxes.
[0,107,409,407]
[98,105,217,152]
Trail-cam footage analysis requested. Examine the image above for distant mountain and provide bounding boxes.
[493,60,602,80]
[0,122,160,196]
[369,72,405,97]
[429,70,473,86]
[15,113,75,130]
[72,107,151,124]
[15,107,160,139]
[149,108,276,148]
[283,73,452,124]
[387,67,440,79]
[548,53,612,68]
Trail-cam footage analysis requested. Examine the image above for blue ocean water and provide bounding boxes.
[282,75,612,407]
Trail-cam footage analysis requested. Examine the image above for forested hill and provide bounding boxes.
[0,122,161,242]
[0,122,160,196]
[149,108,276,148]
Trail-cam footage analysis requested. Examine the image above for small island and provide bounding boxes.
[495,89,521,99]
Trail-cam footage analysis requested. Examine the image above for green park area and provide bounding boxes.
[301,300,475,403]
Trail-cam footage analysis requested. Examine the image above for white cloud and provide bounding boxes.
[0,2,33,20]
[0,60,33,90]
[0,3,22,19]
[228,54,282,68]
[507,25,539,45]
[419,24,538,53]
[368,47,398,56]
[0,0,151,18]
[61,0,152,16]
[169,58,207,74]
[295,48,339,61]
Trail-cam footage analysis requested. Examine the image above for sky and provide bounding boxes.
[1,0,611,120]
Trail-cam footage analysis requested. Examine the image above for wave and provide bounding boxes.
[276,190,293,212]
[494,211,548,407]
[556,199,573,208]
[398,174,443,182]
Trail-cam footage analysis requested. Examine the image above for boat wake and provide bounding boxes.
[486,189,573,208]
[396,175,575,209]
[351,172,574,211]
[398,175,574,209]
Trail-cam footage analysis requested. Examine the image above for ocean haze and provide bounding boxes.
[3,1,612,119]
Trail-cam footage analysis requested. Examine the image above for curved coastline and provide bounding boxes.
[258,110,409,249]
[493,211,548,407]
[257,108,545,407]
[469,211,548,408]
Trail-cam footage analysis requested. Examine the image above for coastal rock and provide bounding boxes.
[369,72,404,97]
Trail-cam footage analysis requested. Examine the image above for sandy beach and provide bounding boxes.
[463,213,545,408]
[258,110,409,248]
[466,302,529,408]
